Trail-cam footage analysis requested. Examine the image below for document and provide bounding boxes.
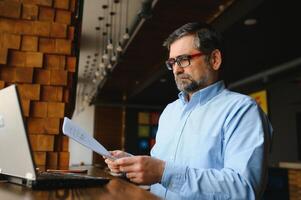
[62,117,116,160]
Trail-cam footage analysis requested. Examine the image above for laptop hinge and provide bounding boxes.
[7,176,23,185]
[6,176,33,188]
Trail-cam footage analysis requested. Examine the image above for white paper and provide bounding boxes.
[62,117,116,160]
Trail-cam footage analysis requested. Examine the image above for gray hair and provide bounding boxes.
[163,22,224,58]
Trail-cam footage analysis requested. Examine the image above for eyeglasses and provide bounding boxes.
[165,52,204,70]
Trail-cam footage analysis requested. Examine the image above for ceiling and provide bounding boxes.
[90,0,301,108]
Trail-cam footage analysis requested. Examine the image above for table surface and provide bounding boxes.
[0,165,161,200]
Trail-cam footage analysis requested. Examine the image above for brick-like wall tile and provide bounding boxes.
[47,102,65,117]
[0,67,15,82]
[55,136,69,152]
[20,99,30,117]
[55,10,71,25]
[40,38,72,54]
[34,69,51,85]
[55,39,72,55]
[50,23,67,38]
[45,118,60,134]
[23,0,53,7]
[33,152,46,165]
[15,20,34,35]
[0,81,4,89]
[39,38,56,53]
[29,134,54,151]
[0,1,21,19]
[68,26,74,41]
[66,56,76,72]
[27,118,44,133]
[46,152,58,167]
[9,51,43,68]
[31,101,48,117]
[0,46,8,64]
[45,54,66,70]
[27,117,60,134]
[41,86,63,101]
[54,0,69,10]
[39,7,55,21]
[63,88,69,103]
[22,4,38,20]
[50,70,68,85]
[0,33,21,64]
[17,84,40,100]
[15,67,33,83]
[0,19,58,38]
[33,21,51,37]
[58,152,69,167]
[21,36,38,52]
[3,33,21,49]
[9,51,25,67]
[26,52,43,67]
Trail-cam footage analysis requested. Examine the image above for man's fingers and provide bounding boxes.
[126,172,142,184]
[119,165,137,173]
[115,156,139,166]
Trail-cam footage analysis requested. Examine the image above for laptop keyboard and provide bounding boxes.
[38,171,99,180]
[29,171,110,189]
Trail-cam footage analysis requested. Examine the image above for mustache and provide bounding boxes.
[175,73,192,79]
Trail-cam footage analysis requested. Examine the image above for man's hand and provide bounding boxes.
[104,150,131,173]
[115,156,165,185]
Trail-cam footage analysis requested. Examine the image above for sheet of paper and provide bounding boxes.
[62,117,115,160]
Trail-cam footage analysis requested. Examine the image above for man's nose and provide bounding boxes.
[173,63,184,74]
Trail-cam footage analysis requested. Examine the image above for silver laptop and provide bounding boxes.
[0,85,109,189]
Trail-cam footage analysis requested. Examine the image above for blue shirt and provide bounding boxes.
[150,81,272,200]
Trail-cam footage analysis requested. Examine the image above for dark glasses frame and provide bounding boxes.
[165,52,204,70]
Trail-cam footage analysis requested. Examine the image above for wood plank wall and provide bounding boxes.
[93,106,123,165]
[0,0,78,170]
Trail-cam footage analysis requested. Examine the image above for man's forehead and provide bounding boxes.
[169,35,196,54]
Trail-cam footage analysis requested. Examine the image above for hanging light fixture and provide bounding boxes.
[111,51,117,62]
[98,58,105,68]
[102,49,109,60]
[115,0,123,53]
[123,0,130,40]
[107,0,115,50]
[107,62,113,69]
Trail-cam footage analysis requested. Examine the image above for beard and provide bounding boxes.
[175,73,209,93]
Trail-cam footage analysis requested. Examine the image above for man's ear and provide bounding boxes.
[210,49,222,71]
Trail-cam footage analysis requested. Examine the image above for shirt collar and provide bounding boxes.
[178,80,225,105]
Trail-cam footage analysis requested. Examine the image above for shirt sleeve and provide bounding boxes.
[160,99,272,200]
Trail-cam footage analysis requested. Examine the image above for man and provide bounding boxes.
[105,22,273,199]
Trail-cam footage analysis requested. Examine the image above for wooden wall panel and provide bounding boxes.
[33,152,47,166]
[0,0,78,169]
[29,134,54,151]
[17,84,40,100]
[21,36,38,52]
[39,7,55,22]
[0,81,4,89]
[93,106,123,165]
[41,86,63,101]
[54,0,69,10]
[22,0,53,7]
[45,54,66,70]
[0,1,21,19]
[22,4,39,20]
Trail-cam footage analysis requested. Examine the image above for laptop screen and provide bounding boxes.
[0,85,36,180]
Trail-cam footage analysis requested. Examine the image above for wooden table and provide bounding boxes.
[0,166,161,200]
